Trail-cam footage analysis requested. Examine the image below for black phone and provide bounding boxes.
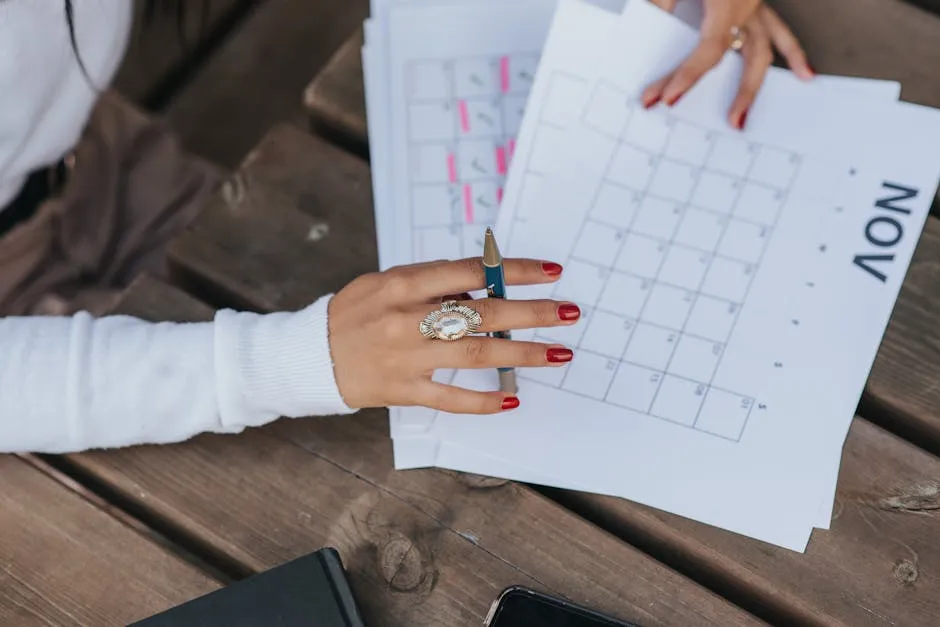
[485,586,641,627]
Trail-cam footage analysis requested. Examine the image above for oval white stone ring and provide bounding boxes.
[419,300,483,341]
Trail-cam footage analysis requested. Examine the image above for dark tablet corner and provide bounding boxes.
[130,547,366,627]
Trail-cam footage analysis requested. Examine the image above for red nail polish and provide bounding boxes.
[541,261,563,276]
[643,95,661,109]
[501,396,520,410]
[546,348,574,363]
[666,92,683,106]
[557,304,581,321]
[737,109,749,130]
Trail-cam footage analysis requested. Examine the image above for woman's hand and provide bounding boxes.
[327,257,579,414]
[642,0,813,129]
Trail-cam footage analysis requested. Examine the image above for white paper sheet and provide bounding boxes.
[387,0,940,551]
[387,1,902,537]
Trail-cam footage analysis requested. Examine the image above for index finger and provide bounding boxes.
[398,256,563,301]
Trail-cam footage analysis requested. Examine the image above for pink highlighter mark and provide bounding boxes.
[508,139,516,162]
[458,100,470,133]
[496,146,507,175]
[499,56,511,93]
[497,187,504,204]
[447,153,457,183]
[463,184,474,223]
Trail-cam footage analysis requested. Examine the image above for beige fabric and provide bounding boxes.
[0,91,223,316]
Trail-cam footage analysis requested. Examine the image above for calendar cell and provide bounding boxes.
[623,322,679,371]
[717,219,770,264]
[562,351,618,400]
[691,170,739,214]
[657,245,710,291]
[632,195,682,240]
[673,207,725,251]
[640,282,695,330]
[695,388,754,440]
[623,107,672,153]
[407,60,451,99]
[606,362,662,413]
[700,257,754,302]
[649,375,707,427]
[707,136,755,178]
[614,233,667,278]
[608,144,656,189]
[411,143,454,183]
[453,57,499,98]
[541,73,591,127]
[412,184,459,227]
[409,101,456,141]
[529,124,569,174]
[461,99,503,138]
[590,181,641,228]
[663,120,712,165]
[684,295,739,343]
[597,272,650,319]
[583,82,632,138]
[580,311,635,359]
[648,158,699,203]
[552,259,608,307]
[735,182,784,225]
[667,335,723,382]
[502,95,529,136]
[414,225,461,263]
[572,220,625,267]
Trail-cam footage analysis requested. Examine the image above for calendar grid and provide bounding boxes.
[404,54,540,263]
[516,76,802,442]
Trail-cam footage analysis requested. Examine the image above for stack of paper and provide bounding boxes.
[362,0,940,551]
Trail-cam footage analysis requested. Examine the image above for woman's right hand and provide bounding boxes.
[327,257,580,414]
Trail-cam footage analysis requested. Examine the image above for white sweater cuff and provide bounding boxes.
[214,294,356,429]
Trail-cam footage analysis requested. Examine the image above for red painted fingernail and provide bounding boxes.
[666,91,684,106]
[643,95,661,109]
[541,261,563,276]
[557,303,581,321]
[737,109,749,130]
[501,396,520,410]
[546,348,574,363]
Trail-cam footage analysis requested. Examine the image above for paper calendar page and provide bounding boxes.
[392,0,940,550]
[390,0,901,534]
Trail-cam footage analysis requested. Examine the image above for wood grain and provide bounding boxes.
[0,455,218,626]
[113,0,252,106]
[64,272,761,626]
[164,125,940,625]
[304,29,368,155]
[164,0,370,168]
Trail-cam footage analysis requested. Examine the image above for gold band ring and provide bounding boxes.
[729,26,746,51]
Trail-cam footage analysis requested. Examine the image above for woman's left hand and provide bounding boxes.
[642,0,814,129]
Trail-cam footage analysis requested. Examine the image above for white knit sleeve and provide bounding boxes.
[0,294,355,454]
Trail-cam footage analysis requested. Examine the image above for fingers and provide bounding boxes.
[411,298,580,334]
[397,256,563,302]
[645,35,728,108]
[424,337,573,370]
[411,381,520,415]
[760,6,813,80]
[727,21,773,129]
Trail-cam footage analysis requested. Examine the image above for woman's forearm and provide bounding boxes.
[0,295,354,454]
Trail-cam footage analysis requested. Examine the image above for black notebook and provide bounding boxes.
[131,547,366,627]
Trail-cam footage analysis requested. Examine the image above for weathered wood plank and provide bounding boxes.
[60,277,760,626]
[166,124,940,625]
[165,0,370,168]
[864,221,940,453]
[0,455,218,626]
[765,0,940,109]
[304,29,367,155]
[113,0,252,107]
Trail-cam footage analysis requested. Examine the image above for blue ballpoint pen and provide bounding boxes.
[483,227,518,394]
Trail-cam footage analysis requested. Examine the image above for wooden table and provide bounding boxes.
[4,2,940,624]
